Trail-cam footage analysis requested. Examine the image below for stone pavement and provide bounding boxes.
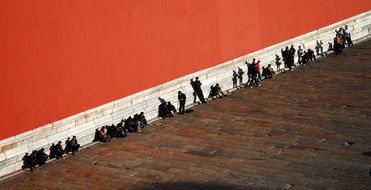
[1,40,371,190]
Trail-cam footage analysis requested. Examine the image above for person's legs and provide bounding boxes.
[179,102,185,114]
[197,90,206,103]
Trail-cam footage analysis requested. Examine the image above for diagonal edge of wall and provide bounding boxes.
[1,10,370,178]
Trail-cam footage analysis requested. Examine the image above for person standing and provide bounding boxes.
[177,91,186,114]
[344,25,353,47]
[194,77,206,103]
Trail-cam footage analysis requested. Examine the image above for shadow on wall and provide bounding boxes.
[138,181,256,190]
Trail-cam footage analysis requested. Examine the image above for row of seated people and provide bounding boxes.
[22,136,80,170]
[94,112,148,142]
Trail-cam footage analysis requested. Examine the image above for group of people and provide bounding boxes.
[245,59,262,88]
[159,78,228,119]
[333,25,353,54]
[20,25,355,173]
[276,45,316,71]
[94,112,148,142]
[22,136,80,171]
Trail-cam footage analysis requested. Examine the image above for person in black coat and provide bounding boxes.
[166,102,177,116]
[64,137,72,154]
[36,148,48,166]
[21,153,31,170]
[178,91,186,114]
[193,77,207,103]
[70,136,80,154]
[55,141,64,159]
[49,143,56,159]
[29,150,38,170]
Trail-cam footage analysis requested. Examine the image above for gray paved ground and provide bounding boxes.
[1,40,371,190]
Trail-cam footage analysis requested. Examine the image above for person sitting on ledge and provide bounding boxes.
[70,136,80,154]
[29,150,38,170]
[158,102,169,119]
[125,116,138,132]
[115,122,127,138]
[209,83,225,99]
[308,49,316,61]
[106,124,113,138]
[93,127,110,142]
[22,153,31,170]
[49,143,56,159]
[302,50,316,65]
[101,126,110,140]
[64,137,72,154]
[166,102,177,116]
[55,141,64,159]
[133,113,142,132]
[262,64,275,79]
[36,148,48,166]
[93,128,102,142]
[139,112,148,127]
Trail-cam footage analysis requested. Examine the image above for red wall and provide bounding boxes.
[0,0,370,140]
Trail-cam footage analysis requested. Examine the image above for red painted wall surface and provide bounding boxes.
[0,0,370,140]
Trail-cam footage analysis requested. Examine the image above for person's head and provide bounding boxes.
[140,112,144,115]
[257,60,260,63]
[72,136,76,139]
[25,153,28,156]
[216,83,219,86]
[195,77,199,80]
[268,64,272,68]
[253,58,256,62]
[178,91,181,94]
[167,101,171,105]
[58,141,62,144]
[52,143,55,146]
[299,46,301,48]
[285,46,289,50]
[67,137,70,140]
[345,25,348,29]
[40,148,45,151]
[291,45,294,48]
